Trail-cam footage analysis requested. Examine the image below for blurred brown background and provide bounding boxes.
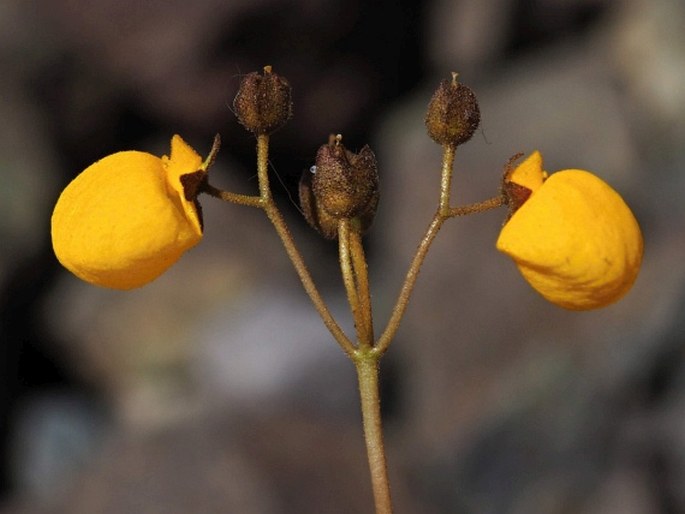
[0,0,683,512]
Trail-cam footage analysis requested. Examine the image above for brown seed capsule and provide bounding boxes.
[357,185,379,235]
[233,66,292,135]
[311,134,379,219]
[299,162,379,240]
[425,72,480,147]
[299,168,339,239]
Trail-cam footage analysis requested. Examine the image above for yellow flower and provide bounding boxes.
[496,151,643,310]
[51,135,209,290]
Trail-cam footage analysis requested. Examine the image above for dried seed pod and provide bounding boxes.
[299,169,339,239]
[299,165,379,239]
[311,134,379,219]
[357,185,379,235]
[425,72,480,147]
[233,66,292,135]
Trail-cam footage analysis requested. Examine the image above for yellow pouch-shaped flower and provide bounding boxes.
[496,151,643,310]
[51,135,204,290]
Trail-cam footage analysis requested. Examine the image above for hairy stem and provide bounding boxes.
[375,212,446,355]
[376,144,455,354]
[255,134,356,356]
[447,194,506,217]
[350,224,374,348]
[207,130,507,514]
[256,134,272,202]
[439,144,456,214]
[355,356,393,514]
[338,218,364,347]
[376,147,506,355]
[202,183,262,208]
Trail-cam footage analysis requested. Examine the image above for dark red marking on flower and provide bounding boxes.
[180,170,208,231]
[180,170,207,201]
[503,181,532,220]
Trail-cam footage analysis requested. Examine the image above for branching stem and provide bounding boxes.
[376,144,454,355]
[376,212,446,355]
[205,131,507,514]
[256,135,356,356]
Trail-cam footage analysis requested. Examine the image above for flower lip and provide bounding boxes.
[162,134,205,237]
[504,151,547,192]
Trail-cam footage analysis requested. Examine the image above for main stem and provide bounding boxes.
[355,355,393,514]
[338,218,391,512]
[212,134,506,514]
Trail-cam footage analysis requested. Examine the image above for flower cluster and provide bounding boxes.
[48,66,645,514]
[50,69,643,311]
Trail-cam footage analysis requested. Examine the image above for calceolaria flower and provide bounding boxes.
[496,151,643,310]
[51,135,218,290]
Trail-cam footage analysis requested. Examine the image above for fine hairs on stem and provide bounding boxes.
[208,66,502,514]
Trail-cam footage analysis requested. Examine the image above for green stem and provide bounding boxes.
[256,134,272,202]
[375,212,445,355]
[207,130,506,514]
[338,218,364,347]
[376,147,506,355]
[355,355,393,514]
[447,195,506,217]
[439,144,456,214]
[376,144,455,355]
[255,134,356,357]
[349,223,374,348]
[202,183,262,208]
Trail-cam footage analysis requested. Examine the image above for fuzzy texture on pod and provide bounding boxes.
[310,136,379,220]
[233,66,292,135]
[299,170,340,240]
[425,73,480,147]
[51,135,206,289]
[496,151,643,310]
[300,166,379,240]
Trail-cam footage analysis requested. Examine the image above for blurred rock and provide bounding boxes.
[607,0,685,145]
[5,410,382,514]
[8,392,107,507]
